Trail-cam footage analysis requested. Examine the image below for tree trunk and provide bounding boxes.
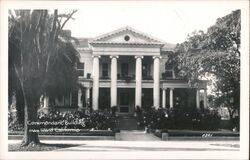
[227,107,237,130]
[21,85,40,146]
[21,105,40,146]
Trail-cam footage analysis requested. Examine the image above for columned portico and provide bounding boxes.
[110,55,119,107]
[85,26,209,116]
[135,56,143,108]
[92,55,100,110]
[153,56,161,108]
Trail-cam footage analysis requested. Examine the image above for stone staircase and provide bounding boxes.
[118,115,140,130]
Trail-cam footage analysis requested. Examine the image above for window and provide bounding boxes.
[142,63,150,78]
[102,63,109,77]
[77,62,84,77]
[121,63,129,77]
[165,63,173,78]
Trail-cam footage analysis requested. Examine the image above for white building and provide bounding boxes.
[53,26,208,114]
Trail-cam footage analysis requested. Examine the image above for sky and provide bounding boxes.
[63,1,242,44]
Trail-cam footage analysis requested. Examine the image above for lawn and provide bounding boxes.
[9,143,79,151]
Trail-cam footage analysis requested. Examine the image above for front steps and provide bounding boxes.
[117,115,140,130]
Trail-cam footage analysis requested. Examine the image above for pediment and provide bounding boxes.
[90,26,165,46]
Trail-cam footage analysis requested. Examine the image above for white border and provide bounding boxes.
[0,1,249,159]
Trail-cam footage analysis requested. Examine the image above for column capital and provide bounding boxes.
[169,88,174,90]
[162,87,167,90]
[92,55,101,58]
[110,55,119,59]
[135,55,144,59]
[153,56,162,59]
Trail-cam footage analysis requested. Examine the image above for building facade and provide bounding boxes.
[66,26,208,115]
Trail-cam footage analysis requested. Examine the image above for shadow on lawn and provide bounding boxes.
[8,143,80,151]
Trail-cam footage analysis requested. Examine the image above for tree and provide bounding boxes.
[174,10,240,129]
[8,9,78,146]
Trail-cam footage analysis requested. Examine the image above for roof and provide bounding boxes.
[74,26,176,51]
[74,38,93,48]
[90,26,165,44]
[75,37,176,51]
[162,43,176,51]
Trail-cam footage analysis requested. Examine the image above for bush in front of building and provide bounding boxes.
[199,108,221,130]
[8,108,118,134]
[137,107,169,130]
[137,107,221,131]
[87,109,117,130]
[8,111,24,132]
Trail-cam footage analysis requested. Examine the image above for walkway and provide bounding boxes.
[8,140,242,159]
[117,130,161,141]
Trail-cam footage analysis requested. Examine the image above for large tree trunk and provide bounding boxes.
[21,104,40,146]
[21,84,40,146]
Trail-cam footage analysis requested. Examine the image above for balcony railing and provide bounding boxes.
[161,72,175,80]
[100,76,110,80]
[142,75,153,80]
[118,74,135,83]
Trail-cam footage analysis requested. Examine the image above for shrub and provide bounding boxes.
[8,108,118,132]
[137,107,168,130]
[8,111,24,132]
[137,107,221,131]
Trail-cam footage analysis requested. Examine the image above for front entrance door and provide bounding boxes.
[118,88,135,115]
[119,92,130,113]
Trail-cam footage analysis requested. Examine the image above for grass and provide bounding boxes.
[9,143,79,151]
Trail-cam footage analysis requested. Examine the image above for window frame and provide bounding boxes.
[121,63,129,77]
[102,63,109,77]
[165,63,174,78]
[77,62,85,77]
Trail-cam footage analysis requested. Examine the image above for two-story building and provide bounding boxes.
[51,26,208,115]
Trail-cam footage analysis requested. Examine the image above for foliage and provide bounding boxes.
[137,107,221,131]
[173,10,240,129]
[8,9,78,145]
[9,109,117,132]
[8,112,24,132]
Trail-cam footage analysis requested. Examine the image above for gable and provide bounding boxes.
[90,26,165,46]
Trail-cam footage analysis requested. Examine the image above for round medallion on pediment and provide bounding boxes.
[124,35,130,41]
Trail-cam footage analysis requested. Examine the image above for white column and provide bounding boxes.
[44,94,49,108]
[92,55,100,110]
[204,88,207,109]
[162,88,166,108]
[135,56,143,108]
[196,89,200,109]
[85,87,90,104]
[78,89,83,109]
[153,56,161,108]
[169,88,174,108]
[110,55,119,107]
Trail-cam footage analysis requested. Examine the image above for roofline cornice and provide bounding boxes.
[90,26,166,44]
[89,42,165,48]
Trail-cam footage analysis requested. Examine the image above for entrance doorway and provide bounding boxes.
[142,88,153,109]
[117,88,135,115]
